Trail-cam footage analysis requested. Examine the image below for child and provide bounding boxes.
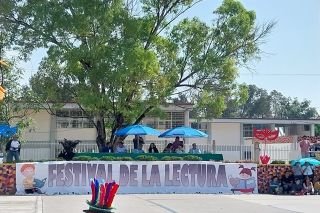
[291,179,303,195]
[303,177,314,195]
[313,178,320,195]
[269,176,281,195]
[281,171,294,194]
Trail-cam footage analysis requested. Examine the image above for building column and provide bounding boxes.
[311,124,315,136]
[49,114,57,159]
[184,109,190,152]
[270,123,275,130]
[207,122,215,153]
[184,110,190,126]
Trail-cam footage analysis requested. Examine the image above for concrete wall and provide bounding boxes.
[211,123,241,146]
[210,123,242,161]
[22,110,51,141]
[56,128,96,141]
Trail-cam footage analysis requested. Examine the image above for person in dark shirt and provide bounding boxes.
[281,171,294,194]
[102,142,113,153]
[269,176,281,195]
[148,143,159,153]
[291,178,303,195]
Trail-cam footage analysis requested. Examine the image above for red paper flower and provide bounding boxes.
[260,155,270,164]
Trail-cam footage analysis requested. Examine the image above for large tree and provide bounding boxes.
[0,0,274,151]
[221,84,318,119]
[240,84,271,118]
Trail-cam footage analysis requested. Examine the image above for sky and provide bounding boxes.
[18,0,320,109]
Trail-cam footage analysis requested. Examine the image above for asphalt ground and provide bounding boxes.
[1,194,319,213]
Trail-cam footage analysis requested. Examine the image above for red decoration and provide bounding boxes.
[253,128,279,165]
[259,155,271,164]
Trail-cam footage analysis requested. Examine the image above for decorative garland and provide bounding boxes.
[83,178,119,213]
[253,128,279,164]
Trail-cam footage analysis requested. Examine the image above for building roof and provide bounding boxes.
[196,118,320,125]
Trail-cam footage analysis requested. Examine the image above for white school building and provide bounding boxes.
[18,103,320,162]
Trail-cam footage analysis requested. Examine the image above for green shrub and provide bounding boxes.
[270,160,286,165]
[73,156,92,161]
[135,155,158,161]
[183,155,202,161]
[91,157,100,161]
[115,157,133,161]
[161,156,183,161]
[100,156,116,161]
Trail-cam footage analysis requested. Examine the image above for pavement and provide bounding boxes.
[1,194,319,213]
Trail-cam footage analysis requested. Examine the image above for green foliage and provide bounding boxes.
[99,156,116,161]
[0,0,274,146]
[73,156,92,161]
[270,160,286,165]
[222,84,318,119]
[114,156,133,161]
[91,157,100,161]
[182,155,202,161]
[134,155,158,161]
[161,156,184,161]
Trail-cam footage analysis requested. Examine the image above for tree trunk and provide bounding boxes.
[95,114,106,152]
[109,113,125,147]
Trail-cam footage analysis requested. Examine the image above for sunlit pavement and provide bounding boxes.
[1,194,319,213]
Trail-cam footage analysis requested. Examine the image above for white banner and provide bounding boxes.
[16,161,258,195]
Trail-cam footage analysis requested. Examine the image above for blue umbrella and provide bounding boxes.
[158,126,208,138]
[290,157,320,166]
[0,125,17,138]
[115,124,161,136]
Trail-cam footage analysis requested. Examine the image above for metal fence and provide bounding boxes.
[18,140,301,162]
[19,140,212,161]
[214,143,299,162]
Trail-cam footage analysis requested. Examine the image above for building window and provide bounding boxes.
[243,151,252,160]
[70,110,83,117]
[304,125,310,131]
[56,110,69,117]
[243,124,253,137]
[82,118,95,128]
[171,112,184,128]
[56,110,94,128]
[190,122,208,133]
[71,120,80,128]
[156,111,185,129]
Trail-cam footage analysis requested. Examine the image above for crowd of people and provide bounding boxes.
[269,162,320,195]
[102,136,202,154]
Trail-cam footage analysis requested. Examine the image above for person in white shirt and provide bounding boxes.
[175,145,185,154]
[5,135,21,162]
[132,142,145,154]
[302,162,314,179]
[189,143,201,154]
[114,142,127,153]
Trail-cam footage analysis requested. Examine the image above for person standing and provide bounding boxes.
[5,135,21,162]
[292,162,303,181]
[300,137,311,158]
[302,162,314,180]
